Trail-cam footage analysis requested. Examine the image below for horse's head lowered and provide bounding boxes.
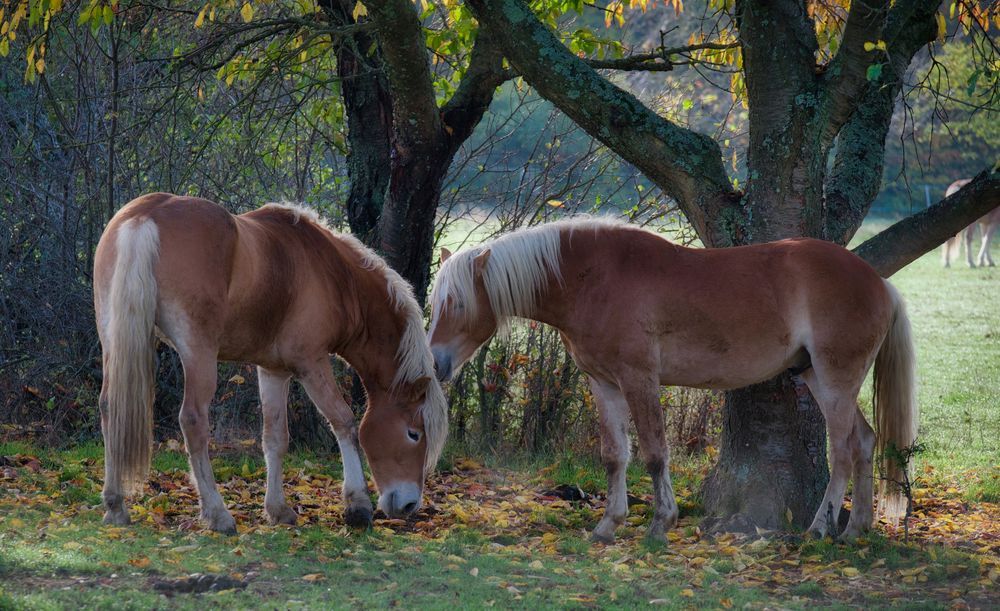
[428,247,501,382]
[359,374,443,518]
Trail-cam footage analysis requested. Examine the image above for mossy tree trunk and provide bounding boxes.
[320,0,505,303]
[468,0,1000,532]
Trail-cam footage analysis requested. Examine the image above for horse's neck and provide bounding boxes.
[517,229,578,329]
[336,265,402,393]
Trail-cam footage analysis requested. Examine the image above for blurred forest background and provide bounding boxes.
[1,1,997,460]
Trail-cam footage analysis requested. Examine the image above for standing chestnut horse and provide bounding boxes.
[429,218,916,543]
[942,178,1000,268]
[94,193,446,533]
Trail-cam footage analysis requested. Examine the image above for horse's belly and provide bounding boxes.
[657,340,801,390]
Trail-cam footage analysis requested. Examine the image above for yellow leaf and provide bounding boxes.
[842,566,860,578]
[546,199,564,208]
[128,556,151,568]
[936,12,947,41]
[35,57,44,74]
[528,560,543,570]
[51,0,62,12]
[240,2,253,23]
[351,1,367,19]
[302,573,325,581]
[863,41,875,51]
[680,588,695,598]
[195,6,206,27]
[229,373,245,384]
[469,567,479,577]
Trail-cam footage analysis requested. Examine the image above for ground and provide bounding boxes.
[0,232,998,609]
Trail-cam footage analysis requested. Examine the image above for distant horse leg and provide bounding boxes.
[965,225,977,268]
[258,367,297,525]
[942,235,958,268]
[978,225,996,267]
[298,362,374,528]
[624,379,678,543]
[588,377,631,543]
[178,349,236,534]
[801,370,857,538]
[98,352,129,525]
[842,408,877,540]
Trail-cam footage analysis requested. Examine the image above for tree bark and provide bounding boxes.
[322,0,393,247]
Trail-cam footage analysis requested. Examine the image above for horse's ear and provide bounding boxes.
[473,249,491,277]
[440,247,452,264]
[409,376,431,402]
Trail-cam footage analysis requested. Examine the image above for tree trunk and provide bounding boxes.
[703,376,828,532]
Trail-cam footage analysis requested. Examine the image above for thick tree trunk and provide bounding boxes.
[703,376,828,532]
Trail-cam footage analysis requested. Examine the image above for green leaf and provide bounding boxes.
[102,5,113,25]
[966,70,980,97]
[865,63,882,82]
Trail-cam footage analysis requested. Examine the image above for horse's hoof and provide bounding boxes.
[103,510,130,526]
[266,506,298,526]
[803,528,827,541]
[345,506,373,529]
[644,523,669,546]
[838,525,868,543]
[206,513,238,535]
[589,530,616,544]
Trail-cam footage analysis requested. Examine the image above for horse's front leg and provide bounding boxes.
[588,377,631,543]
[299,362,374,529]
[624,378,679,544]
[258,367,297,525]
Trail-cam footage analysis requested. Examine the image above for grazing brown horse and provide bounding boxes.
[94,193,447,533]
[942,179,1000,268]
[429,218,916,543]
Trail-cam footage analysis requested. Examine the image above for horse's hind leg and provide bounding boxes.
[623,378,678,543]
[978,225,996,267]
[178,349,236,534]
[258,367,297,525]
[965,226,977,268]
[589,377,631,543]
[801,370,860,539]
[98,352,129,525]
[298,361,374,528]
[842,408,876,540]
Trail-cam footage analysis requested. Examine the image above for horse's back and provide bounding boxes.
[560,228,891,388]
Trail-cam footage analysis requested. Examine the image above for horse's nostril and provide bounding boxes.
[402,501,418,515]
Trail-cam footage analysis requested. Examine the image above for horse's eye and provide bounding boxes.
[407,429,421,442]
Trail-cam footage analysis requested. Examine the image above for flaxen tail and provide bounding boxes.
[872,281,918,520]
[101,219,160,496]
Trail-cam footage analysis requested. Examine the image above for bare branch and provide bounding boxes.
[465,0,738,246]
[853,168,1000,277]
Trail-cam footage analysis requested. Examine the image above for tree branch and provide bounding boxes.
[853,168,1000,277]
[819,0,891,144]
[584,41,740,72]
[823,0,940,243]
[440,27,507,148]
[465,0,738,246]
[363,0,442,150]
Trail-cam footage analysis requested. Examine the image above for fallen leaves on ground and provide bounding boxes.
[0,444,998,608]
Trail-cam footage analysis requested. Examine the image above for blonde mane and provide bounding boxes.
[431,217,631,332]
[265,202,448,470]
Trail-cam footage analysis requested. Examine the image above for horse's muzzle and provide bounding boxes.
[432,348,453,383]
[378,482,422,518]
